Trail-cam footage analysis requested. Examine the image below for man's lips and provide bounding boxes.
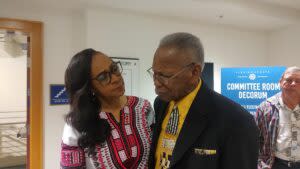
[155,88,167,95]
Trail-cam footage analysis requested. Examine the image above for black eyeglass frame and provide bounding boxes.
[92,61,123,85]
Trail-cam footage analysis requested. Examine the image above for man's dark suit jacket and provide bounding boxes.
[149,82,259,169]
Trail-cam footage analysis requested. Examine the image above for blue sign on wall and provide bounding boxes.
[50,84,69,105]
[221,66,286,115]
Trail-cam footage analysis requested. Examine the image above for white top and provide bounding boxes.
[62,123,96,169]
[275,97,300,161]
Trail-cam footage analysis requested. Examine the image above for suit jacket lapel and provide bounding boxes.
[170,83,213,167]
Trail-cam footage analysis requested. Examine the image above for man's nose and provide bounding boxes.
[290,80,299,85]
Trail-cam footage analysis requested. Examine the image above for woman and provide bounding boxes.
[60,48,154,169]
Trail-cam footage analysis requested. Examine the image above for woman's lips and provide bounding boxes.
[115,83,125,91]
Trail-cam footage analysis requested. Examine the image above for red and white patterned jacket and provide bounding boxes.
[60,96,155,169]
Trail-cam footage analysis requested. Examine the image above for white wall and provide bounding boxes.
[42,11,86,169]
[1,4,273,169]
[268,24,300,66]
[86,8,268,102]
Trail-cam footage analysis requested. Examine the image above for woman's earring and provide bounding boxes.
[91,91,97,102]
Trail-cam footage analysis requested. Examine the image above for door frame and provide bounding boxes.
[0,18,43,169]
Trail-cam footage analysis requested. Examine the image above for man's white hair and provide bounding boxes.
[283,66,300,76]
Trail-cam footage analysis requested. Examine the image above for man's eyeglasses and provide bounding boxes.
[283,78,300,85]
[92,61,123,85]
[147,63,194,85]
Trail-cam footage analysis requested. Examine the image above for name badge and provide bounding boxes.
[162,138,176,150]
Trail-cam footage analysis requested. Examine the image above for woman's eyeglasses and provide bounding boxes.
[92,61,123,85]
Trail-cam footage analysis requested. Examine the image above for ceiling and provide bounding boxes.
[3,0,300,31]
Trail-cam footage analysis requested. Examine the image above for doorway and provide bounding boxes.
[0,29,28,168]
[0,18,43,169]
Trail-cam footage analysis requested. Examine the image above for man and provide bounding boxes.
[255,66,300,169]
[148,32,259,169]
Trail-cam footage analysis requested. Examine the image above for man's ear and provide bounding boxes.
[192,64,202,77]
[279,75,285,86]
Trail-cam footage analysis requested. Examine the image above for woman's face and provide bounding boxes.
[90,53,125,98]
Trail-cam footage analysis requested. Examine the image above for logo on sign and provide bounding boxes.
[50,84,69,105]
[249,73,256,80]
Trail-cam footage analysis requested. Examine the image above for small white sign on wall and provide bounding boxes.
[111,57,139,96]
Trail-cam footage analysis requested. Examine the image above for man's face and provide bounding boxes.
[151,46,196,102]
[280,71,300,100]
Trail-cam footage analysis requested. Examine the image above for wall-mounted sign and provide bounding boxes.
[111,57,139,96]
[50,84,69,105]
[221,66,286,115]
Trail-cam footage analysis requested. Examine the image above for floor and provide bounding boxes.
[1,166,26,169]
